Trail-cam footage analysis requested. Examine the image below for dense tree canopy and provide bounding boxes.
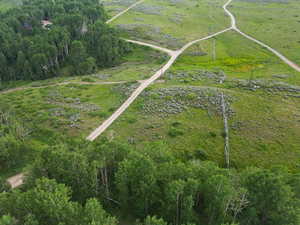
[1,139,298,225]
[0,0,129,82]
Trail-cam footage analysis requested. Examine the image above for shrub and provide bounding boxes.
[195,148,208,160]
[209,131,217,137]
[168,127,184,137]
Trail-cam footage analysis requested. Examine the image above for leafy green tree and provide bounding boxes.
[31,53,48,79]
[82,198,117,225]
[239,168,298,225]
[0,52,9,81]
[0,178,10,192]
[162,178,198,225]
[23,214,39,225]
[116,151,159,217]
[0,178,81,225]
[137,216,168,225]
[16,51,26,79]
[202,175,236,225]
[28,147,97,202]
[79,57,97,74]
[0,178,118,225]
[0,215,16,225]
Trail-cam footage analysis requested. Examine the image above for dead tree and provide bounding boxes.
[221,93,230,168]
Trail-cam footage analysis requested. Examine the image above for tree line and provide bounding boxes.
[0,0,130,82]
[0,139,299,225]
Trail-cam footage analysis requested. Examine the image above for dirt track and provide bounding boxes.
[87,0,300,141]
[7,0,300,187]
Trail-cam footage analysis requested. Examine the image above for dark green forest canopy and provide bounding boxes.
[0,0,130,82]
[0,139,299,225]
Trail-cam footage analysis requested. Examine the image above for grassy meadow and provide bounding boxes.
[100,31,300,170]
[110,0,230,49]
[231,0,300,65]
[169,31,300,86]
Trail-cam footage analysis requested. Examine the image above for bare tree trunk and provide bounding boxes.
[176,193,180,225]
[212,39,216,61]
[221,93,230,168]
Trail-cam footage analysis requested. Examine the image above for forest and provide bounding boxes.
[0,137,299,225]
[0,0,129,82]
[0,106,299,225]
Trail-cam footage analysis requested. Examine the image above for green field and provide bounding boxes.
[99,32,300,170]
[231,0,300,65]
[169,31,300,86]
[0,83,128,139]
[100,0,139,17]
[110,0,230,49]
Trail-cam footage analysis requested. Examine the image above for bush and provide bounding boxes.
[209,131,217,137]
[127,117,137,124]
[171,121,182,127]
[81,77,95,83]
[195,148,208,160]
[168,127,184,137]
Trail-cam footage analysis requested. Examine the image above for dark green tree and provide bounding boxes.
[239,168,298,225]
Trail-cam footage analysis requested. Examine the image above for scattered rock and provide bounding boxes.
[140,87,234,118]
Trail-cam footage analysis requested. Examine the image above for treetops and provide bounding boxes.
[0,0,130,82]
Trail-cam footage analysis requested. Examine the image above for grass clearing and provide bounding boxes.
[102,83,300,170]
[168,31,300,86]
[100,0,138,17]
[110,0,230,49]
[231,0,300,65]
[100,31,300,170]
[0,83,130,140]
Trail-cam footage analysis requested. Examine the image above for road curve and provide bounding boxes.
[125,39,175,56]
[106,0,145,24]
[86,28,232,141]
[234,28,300,72]
[224,0,300,72]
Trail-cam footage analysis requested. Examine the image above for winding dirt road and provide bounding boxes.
[87,0,300,141]
[125,39,175,56]
[224,0,300,72]
[105,0,145,24]
[87,27,233,140]
[7,0,300,187]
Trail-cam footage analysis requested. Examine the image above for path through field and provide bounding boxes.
[87,0,300,140]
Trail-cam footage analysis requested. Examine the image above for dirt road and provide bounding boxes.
[105,0,145,24]
[7,173,24,188]
[86,28,231,140]
[87,0,300,140]
[125,39,175,56]
[224,0,300,72]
